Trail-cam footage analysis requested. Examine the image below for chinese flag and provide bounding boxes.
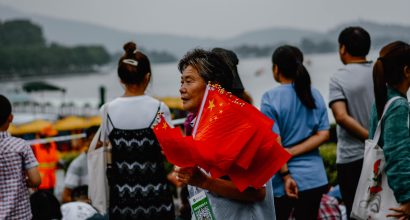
[153,117,196,168]
[154,84,291,191]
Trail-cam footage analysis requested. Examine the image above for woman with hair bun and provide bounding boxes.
[261,45,330,220]
[99,42,175,220]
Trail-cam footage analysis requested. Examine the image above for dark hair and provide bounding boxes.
[0,94,12,126]
[117,41,152,85]
[178,49,234,92]
[373,41,410,118]
[211,48,245,98]
[30,190,62,220]
[86,125,99,138]
[338,26,371,57]
[272,45,316,109]
[71,185,88,201]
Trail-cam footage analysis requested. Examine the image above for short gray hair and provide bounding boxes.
[178,49,233,91]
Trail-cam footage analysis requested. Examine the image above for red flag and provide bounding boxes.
[153,117,196,167]
[192,84,291,190]
[192,85,258,172]
[154,84,291,191]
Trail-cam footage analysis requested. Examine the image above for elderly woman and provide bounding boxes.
[174,49,276,220]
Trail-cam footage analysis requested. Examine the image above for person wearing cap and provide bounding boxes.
[32,125,60,194]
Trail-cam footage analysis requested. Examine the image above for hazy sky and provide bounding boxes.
[1,0,410,39]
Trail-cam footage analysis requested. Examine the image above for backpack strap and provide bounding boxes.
[106,114,116,129]
[372,96,403,143]
[149,101,162,127]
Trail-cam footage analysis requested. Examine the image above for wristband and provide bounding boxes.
[280,170,290,177]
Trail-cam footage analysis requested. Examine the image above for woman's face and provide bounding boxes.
[180,65,206,113]
[272,64,280,83]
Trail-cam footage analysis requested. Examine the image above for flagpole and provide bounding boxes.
[192,84,210,138]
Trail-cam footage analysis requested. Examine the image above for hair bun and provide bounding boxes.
[123,42,137,56]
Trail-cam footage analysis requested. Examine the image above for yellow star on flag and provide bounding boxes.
[208,99,215,111]
[162,122,168,129]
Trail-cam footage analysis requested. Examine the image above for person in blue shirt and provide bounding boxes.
[261,45,330,220]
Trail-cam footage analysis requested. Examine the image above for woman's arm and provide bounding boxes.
[382,102,410,204]
[279,164,298,199]
[287,130,329,157]
[276,137,298,199]
[174,167,265,202]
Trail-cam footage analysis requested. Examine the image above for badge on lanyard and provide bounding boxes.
[189,191,216,220]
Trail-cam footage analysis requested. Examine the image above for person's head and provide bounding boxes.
[117,41,152,90]
[272,45,316,109]
[83,125,99,152]
[178,49,233,113]
[338,27,371,63]
[211,48,245,97]
[0,95,13,130]
[373,41,410,118]
[71,185,90,203]
[30,190,62,220]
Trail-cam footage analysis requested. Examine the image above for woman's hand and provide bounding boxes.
[283,175,298,199]
[174,166,210,189]
[387,202,410,220]
[167,171,184,188]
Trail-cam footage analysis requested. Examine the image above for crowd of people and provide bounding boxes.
[1,26,409,220]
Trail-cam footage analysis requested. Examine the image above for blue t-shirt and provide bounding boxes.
[261,84,329,197]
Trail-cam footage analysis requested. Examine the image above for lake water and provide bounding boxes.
[1,51,381,123]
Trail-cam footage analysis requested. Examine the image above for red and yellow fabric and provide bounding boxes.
[32,141,59,190]
[154,84,291,192]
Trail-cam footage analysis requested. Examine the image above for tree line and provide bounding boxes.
[233,38,337,59]
[0,19,110,78]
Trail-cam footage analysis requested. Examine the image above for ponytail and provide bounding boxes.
[373,58,387,119]
[294,62,316,109]
[373,41,410,119]
[272,45,316,109]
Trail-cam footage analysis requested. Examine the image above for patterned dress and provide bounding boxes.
[106,105,175,220]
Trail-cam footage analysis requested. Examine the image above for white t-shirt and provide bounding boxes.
[100,95,172,142]
[61,202,98,220]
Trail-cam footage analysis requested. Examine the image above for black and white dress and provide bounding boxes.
[102,96,175,220]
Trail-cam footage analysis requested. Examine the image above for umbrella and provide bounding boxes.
[54,116,88,131]
[22,81,66,93]
[9,120,54,135]
[86,116,101,127]
[159,96,183,110]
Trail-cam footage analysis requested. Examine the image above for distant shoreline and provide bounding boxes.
[0,64,115,84]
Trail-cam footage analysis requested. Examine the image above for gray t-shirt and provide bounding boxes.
[64,152,88,189]
[329,62,374,164]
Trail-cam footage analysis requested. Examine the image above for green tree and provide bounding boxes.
[0,19,45,47]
